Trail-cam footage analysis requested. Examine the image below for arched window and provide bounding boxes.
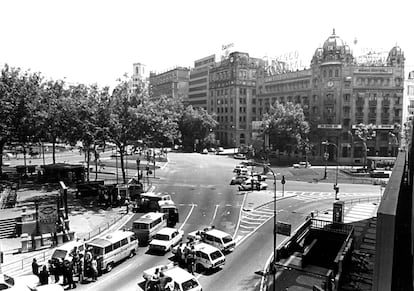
[335,69,339,77]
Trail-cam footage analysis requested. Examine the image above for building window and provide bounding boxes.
[335,69,339,77]
[323,70,327,78]
[329,69,332,77]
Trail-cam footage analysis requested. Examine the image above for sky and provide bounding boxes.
[1,0,413,90]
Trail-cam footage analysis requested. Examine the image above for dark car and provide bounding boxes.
[230,175,249,185]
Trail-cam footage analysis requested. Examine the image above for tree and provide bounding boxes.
[261,102,309,156]
[107,77,150,184]
[354,123,376,169]
[0,65,21,176]
[8,68,43,173]
[146,95,183,149]
[179,106,218,152]
[36,79,71,164]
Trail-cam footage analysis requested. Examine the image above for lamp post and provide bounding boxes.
[322,141,339,200]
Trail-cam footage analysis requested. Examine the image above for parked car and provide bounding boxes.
[233,153,246,160]
[201,148,208,154]
[215,147,224,155]
[238,179,268,191]
[230,175,250,185]
[293,161,311,168]
[233,165,247,173]
[148,227,184,253]
[252,172,268,181]
[208,148,216,152]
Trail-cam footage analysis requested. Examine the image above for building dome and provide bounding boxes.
[322,29,345,53]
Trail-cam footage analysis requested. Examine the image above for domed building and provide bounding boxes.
[256,29,404,166]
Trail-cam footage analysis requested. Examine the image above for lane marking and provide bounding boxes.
[210,204,219,224]
[233,192,248,240]
[179,203,196,232]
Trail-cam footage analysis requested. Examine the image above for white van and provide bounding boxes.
[189,228,236,253]
[86,230,138,272]
[143,264,202,291]
[51,240,85,262]
[173,242,225,271]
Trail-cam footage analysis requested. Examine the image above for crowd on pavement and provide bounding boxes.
[30,246,101,289]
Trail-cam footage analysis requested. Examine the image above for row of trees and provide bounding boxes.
[260,101,402,168]
[0,65,218,182]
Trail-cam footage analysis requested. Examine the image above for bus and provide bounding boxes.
[86,230,138,273]
[132,212,167,245]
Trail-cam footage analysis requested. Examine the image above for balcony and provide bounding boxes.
[356,99,365,106]
[381,112,390,119]
[368,100,377,107]
[382,100,390,108]
[368,112,377,119]
[355,112,364,118]
[324,99,335,105]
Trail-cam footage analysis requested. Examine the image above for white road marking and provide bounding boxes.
[233,192,248,240]
[210,204,219,224]
[179,203,196,232]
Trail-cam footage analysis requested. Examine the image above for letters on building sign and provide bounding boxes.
[351,124,394,130]
[317,124,342,129]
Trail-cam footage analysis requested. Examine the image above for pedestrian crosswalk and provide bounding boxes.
[315,202,379,223]
[234,204,275,243]
[290,191,380,202]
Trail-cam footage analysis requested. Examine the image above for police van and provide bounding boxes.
[173,242,225,271]
[188,227,236,253]
[142,264,202,291]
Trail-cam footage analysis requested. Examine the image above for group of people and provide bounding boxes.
[174,243,196,274]
[31,246,100,289]
[145,267,175,291]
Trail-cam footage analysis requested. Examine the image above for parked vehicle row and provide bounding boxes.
[231,162,268,191]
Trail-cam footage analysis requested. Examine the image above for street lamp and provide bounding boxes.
[322,141,339,200]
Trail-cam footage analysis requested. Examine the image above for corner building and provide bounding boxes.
[209,52,265,146]
[256,30,404,164]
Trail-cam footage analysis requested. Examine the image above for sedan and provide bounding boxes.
[293,161,311,168]
[238,180,268,191]
[230,175,250,185]
[148,227,184,253]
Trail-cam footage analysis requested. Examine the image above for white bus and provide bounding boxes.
[132,212,167,245]
[86,230,138,272]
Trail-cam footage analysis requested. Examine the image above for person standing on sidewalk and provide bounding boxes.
[39,265,49,285]
[125,198,130,214]
[32,258,39,277]
[91,256,98,282]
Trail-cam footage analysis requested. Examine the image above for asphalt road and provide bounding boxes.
[9,151,379,290]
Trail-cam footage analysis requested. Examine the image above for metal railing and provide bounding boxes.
[1,212,126,276]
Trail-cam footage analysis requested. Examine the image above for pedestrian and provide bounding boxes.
[52,258,60,283]
[145,267,160,291]
[66,261,76,289]
[125,198,130,214]
[91,257,98,282]
[183,243,189,266]
[176,243,183,266]
[39,265,49,285]
[158,272,168,291]
[32,258,39,276]
[77,254,84,284]
[164,277,174,291]
[187,246,195,275]
[47,260,55,283]
[62,260,69,286]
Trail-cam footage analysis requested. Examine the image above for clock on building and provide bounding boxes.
[327,81,334,88]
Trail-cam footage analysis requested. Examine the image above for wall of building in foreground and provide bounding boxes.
[373,124,413,290]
